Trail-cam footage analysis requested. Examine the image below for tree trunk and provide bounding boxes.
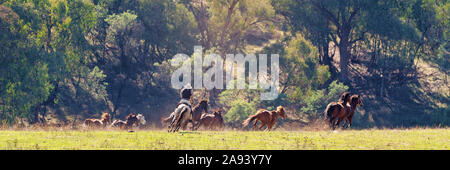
[338,27,351,83]
[321,43,337,83]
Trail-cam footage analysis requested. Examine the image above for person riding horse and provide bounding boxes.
[167,84,193,132]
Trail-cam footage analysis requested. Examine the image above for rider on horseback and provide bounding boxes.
[167,84,193,132]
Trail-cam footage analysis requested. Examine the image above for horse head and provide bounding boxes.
[277,106,286,119]
[199,99,208,113]
[101,112,111,124]
[136,114,146,126]
[351,95,363,107]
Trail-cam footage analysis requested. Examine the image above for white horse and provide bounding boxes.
[168,99,192,132]
[136,114,146,127]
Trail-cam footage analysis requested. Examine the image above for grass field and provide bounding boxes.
[0,128,448,150]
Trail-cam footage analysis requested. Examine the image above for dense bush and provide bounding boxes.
[300,81,349,117]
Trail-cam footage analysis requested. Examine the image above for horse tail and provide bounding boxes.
[161,114,173,124]
[323,103,334,121]
[323,103,331,119]
[242,114,258,127]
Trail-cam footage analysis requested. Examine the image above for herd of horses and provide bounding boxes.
[83,92,363,131]
[84,113,146,130]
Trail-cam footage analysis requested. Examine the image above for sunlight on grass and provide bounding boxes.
[0,129,448,150]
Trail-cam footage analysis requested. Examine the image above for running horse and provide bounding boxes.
[189,99,208,130]
[162,99,208,130]
[242,106,286,131]
[111,113,146,129]
[323,92,351,130]
[165,84,193,132]
[195,109,224,130]
[84,112,111,128]
[342,94,363,129]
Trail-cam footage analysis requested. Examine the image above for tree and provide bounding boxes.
[1,0,106,124]
[184,0,276,55]
[90,0,199,118]
[273,0,420,82]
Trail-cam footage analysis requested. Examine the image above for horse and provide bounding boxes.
[195,109,224,130]
[242,106,286,131]
[136,114,147,128]
[341,94,363,129]
[84,112,111,128]
[111,113,141,130]
[161,99,207,130]
[190,99,208,130]
[166,99,192,132]
[323,92,351,130]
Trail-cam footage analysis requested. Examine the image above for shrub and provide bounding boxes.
[223,100,257,124]
[300,80,349,117]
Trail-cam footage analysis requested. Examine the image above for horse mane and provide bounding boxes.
[193,99,207,109]
[126,113,137,120]
[338,92,351,105]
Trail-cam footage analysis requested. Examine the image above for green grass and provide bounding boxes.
[0,129,448,150]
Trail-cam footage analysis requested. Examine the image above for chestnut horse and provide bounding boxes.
[242,106,286,131]
[323,92,351,130]
[84,112,111,128]
[342,95,363,128]
[195,109,224,130]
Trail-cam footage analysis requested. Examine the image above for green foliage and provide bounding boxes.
[223,100,257,124]
[104,10,137,42]
[280,34,330,102]
[0,0,448,127]
[218,85,262,124]
[301,81,349,117]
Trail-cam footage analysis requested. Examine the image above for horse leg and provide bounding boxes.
[335,117,343,129]
[268,124,273,131]
[329,117,336,130]
[342,118,349,129]
[259,123,265,131]
[194,121,202,131]
[253,120,258,131]
[347,116,353,129]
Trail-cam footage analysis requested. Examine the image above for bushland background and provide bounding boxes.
[0,0,448,129]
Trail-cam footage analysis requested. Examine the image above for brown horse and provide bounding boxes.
[323,92,351,129]
[242,106,286,131]
[195,109,224,130]
[342,95,363,129]
[84,112,111,128]
[189,99,208,129]
[111,113,139,129]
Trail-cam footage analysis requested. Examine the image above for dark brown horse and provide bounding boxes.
[242,106,286,131]
[84,112,111,128]
[324,92,351,130]
[189,99,208,129]
[195,109,224,130]
[342,95,363,128]
[111,113,139,129]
